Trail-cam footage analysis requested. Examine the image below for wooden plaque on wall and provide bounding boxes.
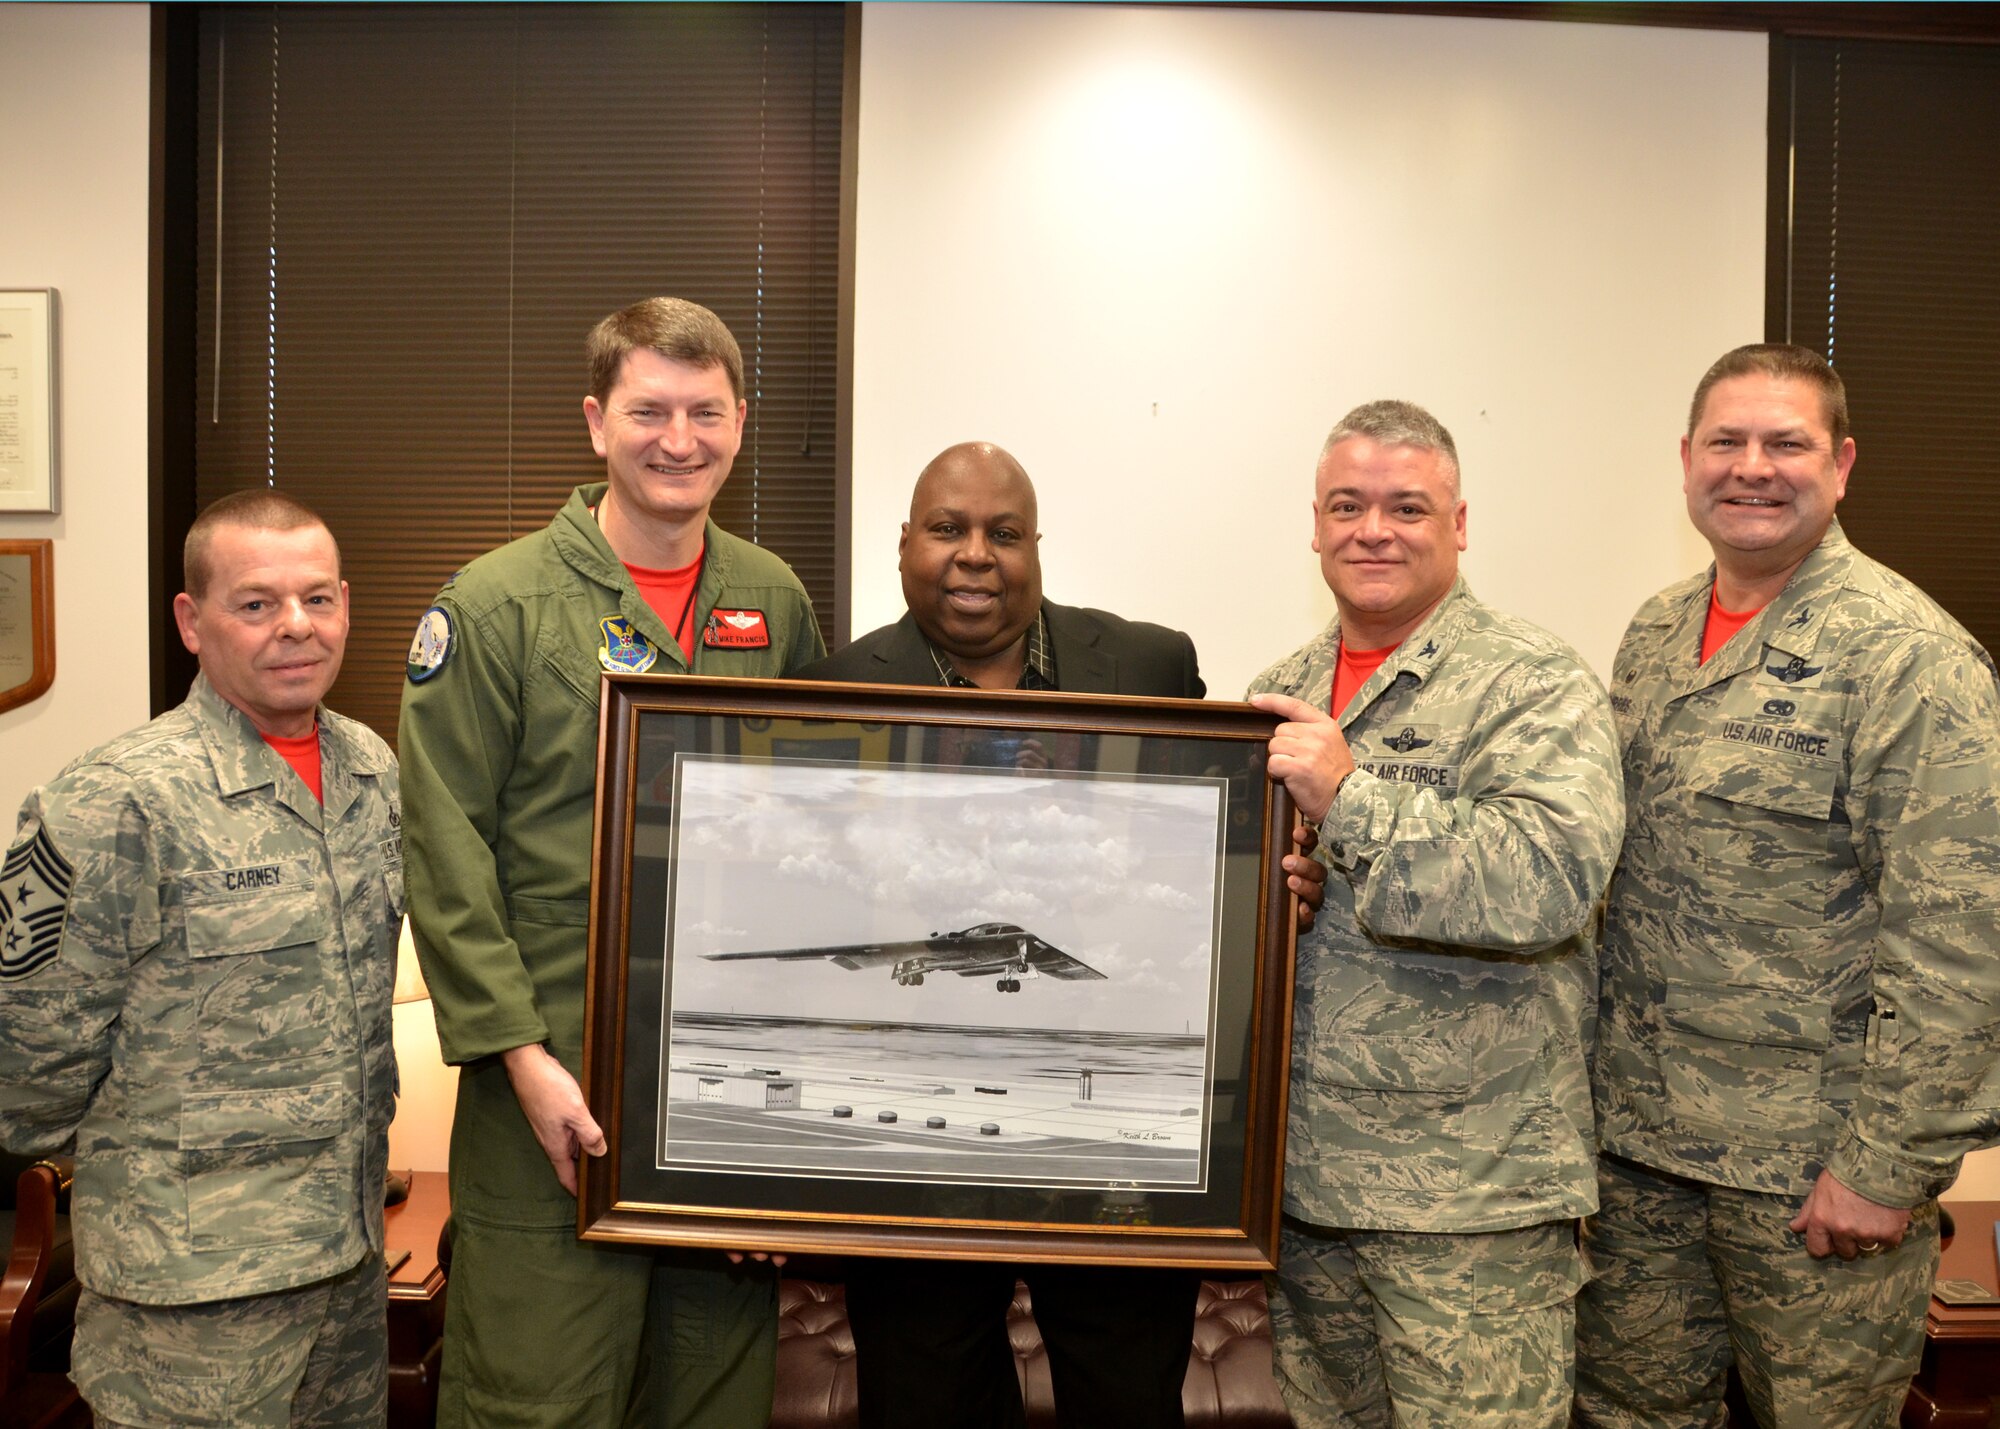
[0,540,55,713]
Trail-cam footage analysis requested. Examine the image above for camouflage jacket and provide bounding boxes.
[1597,522,2000,1206]
[0,676,398,1304]
[399,484,822,1220]
[1248,578,1623,1233]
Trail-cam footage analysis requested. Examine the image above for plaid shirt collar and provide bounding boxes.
[926,607,1057,690]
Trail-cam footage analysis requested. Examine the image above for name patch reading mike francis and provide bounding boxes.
[599,616,659,674]
[703,609,771,649]
[0,819,74,980]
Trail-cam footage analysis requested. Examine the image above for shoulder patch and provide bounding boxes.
[0,819,74,980]
[407,606,454,683]
[599,616,659,673]
[704,609,771,649]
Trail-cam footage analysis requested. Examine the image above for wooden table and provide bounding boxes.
[1903,1200,2000,1429]
[384,1170,450,1429]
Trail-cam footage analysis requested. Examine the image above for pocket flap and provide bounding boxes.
[180,1079,350,1149]
[1688,741,1837,821]
[1664,981,1832,1050]
[182,877,326,959]
[1315,1033,1469,1094]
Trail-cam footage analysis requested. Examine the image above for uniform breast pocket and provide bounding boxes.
[1660,980,1833,1150]
[537,643,603,705]
[378,835,405,920]
[1310,1032,1469,1196]
[1685,741,1840,926]
[184,880,338,1065]
[180,1078,354,1250]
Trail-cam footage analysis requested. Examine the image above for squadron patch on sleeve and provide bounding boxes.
[406,606,454,683]
[0,819,74,980]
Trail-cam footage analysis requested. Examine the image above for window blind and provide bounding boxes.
[195,3,844,742]
[1783,36,2000,657]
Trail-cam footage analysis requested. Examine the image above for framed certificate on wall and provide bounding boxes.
[0,290,58,515]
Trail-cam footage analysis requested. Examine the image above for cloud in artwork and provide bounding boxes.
[684,919,749,941]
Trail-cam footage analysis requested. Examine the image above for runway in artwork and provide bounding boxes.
[660,1012,1207,1190]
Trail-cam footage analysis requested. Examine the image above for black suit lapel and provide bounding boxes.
[872,612,947,685]
[1046,604,1116,694]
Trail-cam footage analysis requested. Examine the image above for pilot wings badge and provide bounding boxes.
[1764,654,1823,685]
[1381,725,1437,755]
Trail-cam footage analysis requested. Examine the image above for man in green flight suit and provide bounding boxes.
[1575,345,2000,1429]
[400,297,824,1427]
[1249,399,1624,1427]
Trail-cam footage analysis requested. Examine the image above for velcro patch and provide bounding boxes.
[599,616,659,673]
[407,606,454,683]
[0,819,74,980]
[704,609,771,649]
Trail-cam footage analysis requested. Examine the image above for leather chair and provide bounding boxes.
[772,1268,1293,1428]
[0,1153,86,1428]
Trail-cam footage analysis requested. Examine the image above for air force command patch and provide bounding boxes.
[406,606,454,683]
[703,608,771,649]
[0,819,74,980]
[599,616,659,673]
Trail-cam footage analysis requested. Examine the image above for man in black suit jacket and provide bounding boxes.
[795,442,1319,1429]
[800,446,1201,700]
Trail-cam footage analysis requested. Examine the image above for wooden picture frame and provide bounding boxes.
[0,540,54,713]
[579,674,1299,1270]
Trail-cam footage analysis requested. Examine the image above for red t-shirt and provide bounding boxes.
[262,727,323,804]
[1332,641,1397,718]
[1701,587,1765,665]
[623,547,706,665]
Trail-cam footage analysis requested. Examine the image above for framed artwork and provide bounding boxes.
[579,675,1300,1270]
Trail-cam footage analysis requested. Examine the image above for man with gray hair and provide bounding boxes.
[1576,344,2000,1428]
[1249,400,1624,1426]
[0,490,398,1426]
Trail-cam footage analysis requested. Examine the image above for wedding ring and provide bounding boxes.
[1857,1240,1883,1253]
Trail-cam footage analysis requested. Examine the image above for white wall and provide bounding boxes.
[0,4,154,816]
[852,3,1745,692]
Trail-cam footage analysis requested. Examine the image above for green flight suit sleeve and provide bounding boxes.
[1324,654,1624,955]
[1828,638,2000,1206]
[0,769,160,1153]
[400,596,550,1065]
[779,599,827,675]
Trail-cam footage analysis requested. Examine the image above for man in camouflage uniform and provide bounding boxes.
[1575,344,2000,1429]
[0,491,398,1426]
[1248,400,1623,1428]
[400,298,824,1427]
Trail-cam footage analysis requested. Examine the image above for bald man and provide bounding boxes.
[797,442,1323,1429]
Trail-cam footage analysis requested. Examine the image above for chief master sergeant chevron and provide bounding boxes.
[0,490,399,1426]
[399,297,824,1427]
[1574,344,2000,1429]
[1247,399,1624,1428]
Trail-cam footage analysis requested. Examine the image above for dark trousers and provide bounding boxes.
[846,1258,1199,1429]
